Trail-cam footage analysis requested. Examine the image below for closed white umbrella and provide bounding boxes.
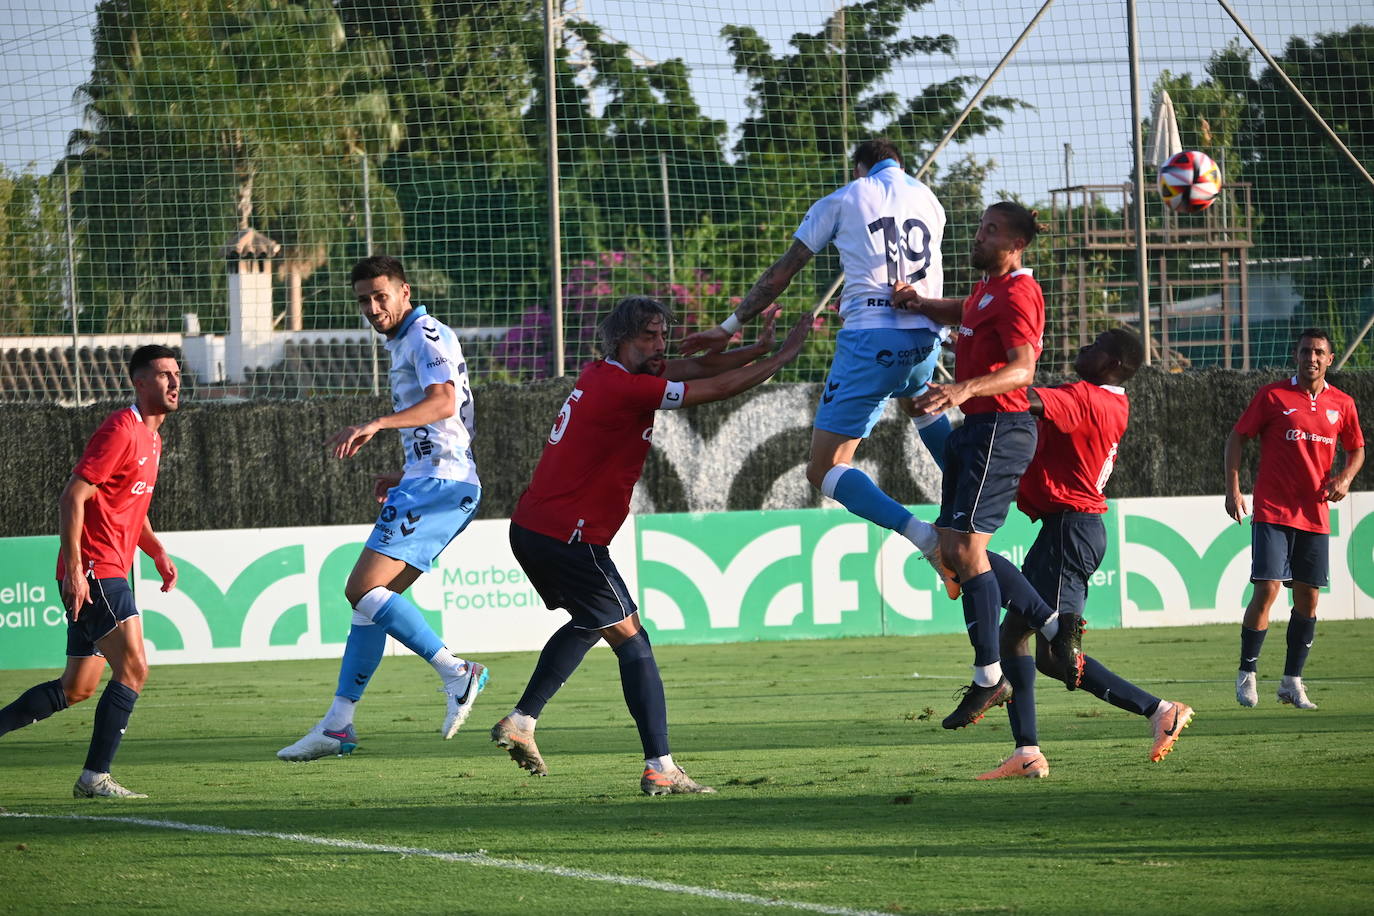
[1148,89,1183,168]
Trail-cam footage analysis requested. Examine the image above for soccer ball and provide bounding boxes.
[1158,150,1222,213]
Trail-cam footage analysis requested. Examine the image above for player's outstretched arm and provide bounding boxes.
[679,315,811,407]
[680,241,814,356]
[138,516,177,592]
[1324,445,1364,503]
[909,343,1037,414]
[892,281,963,325]
[665,306,779,381]
[58,474,97,618]
[326,381,456,459]
[1223,427,1249,522]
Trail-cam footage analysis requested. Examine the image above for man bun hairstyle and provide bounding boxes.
[128,344,178,379]
[987,200,1044,246]
[597,296,675,359]
[853,138,903,171]
[350,254,408,286]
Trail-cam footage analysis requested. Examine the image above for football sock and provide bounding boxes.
[516,622,601,718]
[1239,626,1267,673]
[508,710,537,732]
[1283,612,1316,678]
[902,516,938,554]
[613,631,670,759]
[973,662,1003,687]
[1078,656,1158,717]
[962,570,1003,670]
[645,754,676,771]
[335,620,388,702]
[320,696,357,732]
[0,679,67,738]
[985,551,1057,630]
[83,680,138,774]
[911,411,951,472]
[367,589,445,661]
[822,465,914,533]
[1004,653,1038,747]
[428,647,469,685]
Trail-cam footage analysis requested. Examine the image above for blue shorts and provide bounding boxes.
[1021,512,1107,618]
[65,575,139,658]
[1251,521,1329,588]
[814,327,943,439]
[509,522,637,630]
[366,477,481,571]
[936,411,1037,534]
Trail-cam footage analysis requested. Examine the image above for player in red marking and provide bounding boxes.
[0,345,181,798]
[1225,328,1363,710]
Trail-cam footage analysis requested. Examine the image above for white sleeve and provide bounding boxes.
[793,190,841,254]
[412,334,458,390]
[658,380,687,410]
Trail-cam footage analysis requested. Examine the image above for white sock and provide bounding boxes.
[1040,614,1060,641]
[903,516,938,553]
[429,647,469,684]
[819,464,851,500]
[645,754,675,772]
[1152,700,1174,719]
[973,662,1003,687]
[1014,745,1040,757]
[509,709,537,732]
[321,696,356,731]
[80,768,104,784]
[1281,675,1301,687]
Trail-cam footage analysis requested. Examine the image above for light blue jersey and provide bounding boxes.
[384,305,479,486]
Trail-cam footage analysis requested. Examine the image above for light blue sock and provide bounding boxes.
[913,412,952,472]
[335,622,389,702]
[824,466,913,533]
[371,591,445,661]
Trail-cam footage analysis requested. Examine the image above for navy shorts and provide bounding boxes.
[509,522,637,630]
[1251,521,1329,588]
[936,411,1037,534]
[65,575,139,658]
[813,327,943,439]
[1021,512,1108,618]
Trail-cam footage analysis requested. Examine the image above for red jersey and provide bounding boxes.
[56,406,162,579]
[1017,381,1130,521]
[953,269,1044,414]
[512,359,687,545]
[1234,377,1364,533]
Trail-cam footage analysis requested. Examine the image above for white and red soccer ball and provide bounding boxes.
[1158,150,1222,213]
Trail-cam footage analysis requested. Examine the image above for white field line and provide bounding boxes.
[0,811,892,916]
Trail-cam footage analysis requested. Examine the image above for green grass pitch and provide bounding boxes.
[2,620,1373,914]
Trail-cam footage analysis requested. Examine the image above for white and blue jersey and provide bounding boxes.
[367,305,481,571]
[384,305,479,486]
[794,158,945,333]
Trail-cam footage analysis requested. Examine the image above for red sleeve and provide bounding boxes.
[72,413,132,486]
[605,368,673,412]
[1233,388,1269,438]
[999,282,1044,351]
[1342,399,1365,450]
[1035,384,1090,434]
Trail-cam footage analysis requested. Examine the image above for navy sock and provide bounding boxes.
[1004,654,1038,747]
[613,631,670,759]
[0,679,68,738]
[961,571,1003,667]
[1284,613,1316,678]
[83,680,139,773]
[986,551,1057,629]
[517,622,601,717]
[1239,627,1267,673]
[335,622,389,702]
[1078,656,1159,717]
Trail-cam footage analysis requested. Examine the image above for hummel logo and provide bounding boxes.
[822,381,840,404]
[423,322,440,342]
[138,457,148,465]
[405,510,421,524]
[1282,408,1298,415]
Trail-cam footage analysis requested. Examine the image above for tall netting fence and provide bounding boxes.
[1,0,1370,404]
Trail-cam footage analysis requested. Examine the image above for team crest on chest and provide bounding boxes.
[977,294,995,310]
[1326,408,1340,424]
